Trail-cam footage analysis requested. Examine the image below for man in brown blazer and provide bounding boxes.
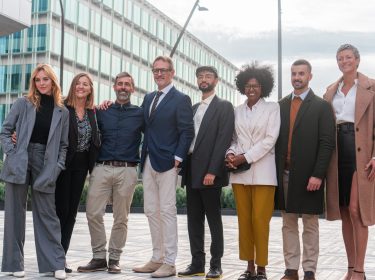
[275,59,335,280]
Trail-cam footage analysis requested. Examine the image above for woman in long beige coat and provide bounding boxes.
[324,44,375,280]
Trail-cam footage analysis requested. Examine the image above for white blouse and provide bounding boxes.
[332,80,357,124]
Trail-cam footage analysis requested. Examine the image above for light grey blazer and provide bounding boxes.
[0,96,69,193]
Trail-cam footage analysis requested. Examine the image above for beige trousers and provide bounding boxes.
[86,164,137,260]
[282,170,319,273]
[142,156,178,265]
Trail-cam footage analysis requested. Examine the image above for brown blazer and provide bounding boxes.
[324,72,375,226]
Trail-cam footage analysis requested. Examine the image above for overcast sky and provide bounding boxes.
[146,0,375,100]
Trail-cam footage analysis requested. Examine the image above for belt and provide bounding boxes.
[96,160,137,167]
[337,122,354,132]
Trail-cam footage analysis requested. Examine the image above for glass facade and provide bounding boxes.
[0,0,239,111]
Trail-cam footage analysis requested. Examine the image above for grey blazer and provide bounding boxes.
[0,96,69,193]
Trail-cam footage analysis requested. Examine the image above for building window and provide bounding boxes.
[27,24,48,52]
[78,2,89,31]
[0,65,8,93]
[10,65,22,92]
[24,64,33,91]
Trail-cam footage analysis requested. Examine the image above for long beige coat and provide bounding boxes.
[324,72,375,226]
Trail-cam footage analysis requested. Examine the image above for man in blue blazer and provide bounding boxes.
[133,56,194,278]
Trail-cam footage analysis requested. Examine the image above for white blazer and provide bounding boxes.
[227,98,280,186]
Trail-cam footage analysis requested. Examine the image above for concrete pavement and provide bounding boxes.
[0,211,374,279]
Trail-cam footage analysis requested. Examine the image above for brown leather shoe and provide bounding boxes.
[280,269,299,280]
[108,259,121,274]
[133,261,163,273]
[303,271,315,280]
[77,259,107,272]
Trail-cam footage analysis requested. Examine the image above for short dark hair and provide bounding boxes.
[292,59,312,72]
[114,72,135,87]
[196,66,218,78]
[235,62,275,97]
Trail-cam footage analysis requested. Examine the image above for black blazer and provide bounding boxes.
[181,95,235,189]
[65,105,101,173]
[275,90,335,214]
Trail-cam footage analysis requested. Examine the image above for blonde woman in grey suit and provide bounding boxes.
[0,64,69,279]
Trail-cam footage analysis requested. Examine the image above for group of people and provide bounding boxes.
[0,43,373,280]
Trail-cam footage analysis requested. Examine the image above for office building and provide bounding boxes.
[0,0,239,124]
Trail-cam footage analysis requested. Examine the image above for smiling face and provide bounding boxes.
[291,64,312,94]
[197,70,218,93]
[152,59,175,90]
[337,49,360,75]
[34,70,52,95]
[244,78,262,105]
[113,76,134,104]
[75,76,92,100]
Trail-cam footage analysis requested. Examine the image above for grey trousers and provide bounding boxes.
[1,143,65,273]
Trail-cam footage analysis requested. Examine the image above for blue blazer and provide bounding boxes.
[141,86,194,172]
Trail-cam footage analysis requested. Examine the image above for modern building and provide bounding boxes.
[0,0,239,124]
[0,0,32,36]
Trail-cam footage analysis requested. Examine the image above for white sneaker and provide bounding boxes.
[12,271,25,278]
[54,270,66,279]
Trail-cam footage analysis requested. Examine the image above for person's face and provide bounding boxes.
[244,78,262,104]
[152,60,175,90]
[75,76,92,100]
[113,76,134,104]
[291,64,312,92]
[197,70,218,93]
[35,70,52,95]
[337,49,359,74]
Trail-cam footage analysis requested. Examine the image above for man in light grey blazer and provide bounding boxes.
[178,66,234,280]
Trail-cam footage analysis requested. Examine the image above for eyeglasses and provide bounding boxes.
[244,84,261,90]
[152,68,171,75]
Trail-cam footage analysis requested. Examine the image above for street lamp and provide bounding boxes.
[59,0,65,90]
[170,0,208,58]
[277,0,282,100]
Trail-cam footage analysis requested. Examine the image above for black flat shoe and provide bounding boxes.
[64,267,72,273]
[238,270,256,280]
[256,271,267,280]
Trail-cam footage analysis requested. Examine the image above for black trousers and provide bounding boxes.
[186,184,223,269]
[55,152,89,254]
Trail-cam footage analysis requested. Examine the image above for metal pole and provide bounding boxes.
[170,0,199,58]
[59,0,64,90]
[278,0,282,100]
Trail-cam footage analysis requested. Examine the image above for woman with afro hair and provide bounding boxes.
[226,62,280,280]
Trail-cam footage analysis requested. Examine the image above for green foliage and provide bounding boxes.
[0,182,5,201]
[0,169,236,210]
[176,187,186,208]
[131,183,144,207]
[221,187,236,209]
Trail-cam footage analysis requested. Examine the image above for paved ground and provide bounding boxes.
[0,211,374,279]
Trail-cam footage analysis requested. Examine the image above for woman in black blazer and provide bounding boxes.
[55,73,100,272]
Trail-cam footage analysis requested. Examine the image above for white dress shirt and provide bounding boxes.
[149,83,174,115]
[332,80,357,124]
[227,98,280,186]
[189,93,216,153]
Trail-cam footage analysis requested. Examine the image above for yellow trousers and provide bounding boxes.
[232,184,275,266]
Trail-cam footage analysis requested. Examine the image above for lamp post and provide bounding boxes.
[59,0,65,90]
[277,0,282,100]
[170,0,208,58]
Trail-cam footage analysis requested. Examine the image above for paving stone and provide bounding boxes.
[0,211,374,279]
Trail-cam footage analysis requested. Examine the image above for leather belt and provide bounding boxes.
[97,160,137,167]
[337,122,354,132]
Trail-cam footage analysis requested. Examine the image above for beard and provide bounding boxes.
[199,83,215,93]
[116,91,130,102]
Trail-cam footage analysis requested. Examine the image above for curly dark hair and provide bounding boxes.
[235,62,275,97]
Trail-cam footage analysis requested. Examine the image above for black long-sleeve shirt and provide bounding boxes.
[30,94,54,144]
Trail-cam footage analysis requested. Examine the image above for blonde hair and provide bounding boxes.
[65,73,94,109]
[27,63,63,109]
